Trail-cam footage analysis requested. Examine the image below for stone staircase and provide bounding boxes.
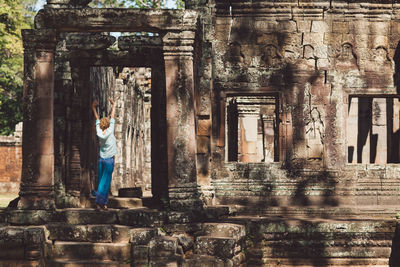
[0,194,399,267]
[0,204,248,266]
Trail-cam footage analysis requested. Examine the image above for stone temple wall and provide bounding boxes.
[207,0,400,208]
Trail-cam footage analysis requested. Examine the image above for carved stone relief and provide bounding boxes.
[227,41,245,65]
[260,44,283,67]
[304,83,324,159]
[334,42,359,71]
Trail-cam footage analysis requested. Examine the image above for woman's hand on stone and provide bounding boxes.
[109,98,114,105]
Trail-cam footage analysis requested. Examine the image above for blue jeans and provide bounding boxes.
[96,157,114,206]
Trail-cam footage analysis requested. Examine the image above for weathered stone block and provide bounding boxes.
[201,223,246,241]
[278,21,297,33]
[297,21,311,32]
[332,21,349,34]
[66,33,116,50]
[130,228,158,245]
[311,21,329,33]
[111,225,131,243]
[194,236,237,259]
[132,245,149,264]
[46,223,113,243]
[118,209,167,227]
[181,254,225,267]
[254,20,278,33]
[46,241,131,261]
[172,233,194,252]
[303,32,324,46]
[7,210,58,225]
[149,236,178,257]
[167,211,192,224]
[61,209,118,225]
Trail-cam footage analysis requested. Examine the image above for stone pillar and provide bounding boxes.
[19,29,56,209]
[163,31,202,211]
[237,105,259,162]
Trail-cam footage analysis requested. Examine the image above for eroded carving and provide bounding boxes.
[335,42,359,70]
[260,44,282,67]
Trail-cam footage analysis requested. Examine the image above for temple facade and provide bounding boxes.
[4,0,400,266]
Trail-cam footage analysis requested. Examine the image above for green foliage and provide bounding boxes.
[90,0,184,9]
[0,0,34,135]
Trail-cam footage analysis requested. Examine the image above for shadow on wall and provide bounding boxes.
[390,223,400,267]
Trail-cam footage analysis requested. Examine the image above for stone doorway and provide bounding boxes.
[89,66,155,201]
[19,8,202,211]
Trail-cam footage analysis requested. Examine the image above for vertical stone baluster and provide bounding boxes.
[19,29,56,209]
[163,31,202,211]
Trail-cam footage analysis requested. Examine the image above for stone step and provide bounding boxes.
[46,224,128,243]
[45,241,131,261]
[118,208,168,227]
[225,205,400,218]
[46,259,130,267]
[6,209,119,225]
[248,257,390,266]
[201,222,246,241]
[149,236,178,258]
[181,252,246,267]
[89,197,143,209]
[194,236,240,259]
[46,223,158,244]
[0,260,44,267]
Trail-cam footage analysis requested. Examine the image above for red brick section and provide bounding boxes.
[0,145,22,193]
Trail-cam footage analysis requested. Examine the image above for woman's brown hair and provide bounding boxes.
[100,117,110,130]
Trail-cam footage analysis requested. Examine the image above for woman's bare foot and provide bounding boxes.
[103,205,108,211]
[95,204,103,211]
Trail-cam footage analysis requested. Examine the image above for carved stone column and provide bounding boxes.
[19,29,56,209]
[163,31,202,211]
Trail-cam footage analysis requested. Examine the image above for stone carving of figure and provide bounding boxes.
[260,44,282,67]
[306,107,325,159]
[228,41,245,64]
[304,83,324,159]
[372,46,393,72]
[335,42,359,70]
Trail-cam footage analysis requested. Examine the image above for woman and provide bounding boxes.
[91,98,117,211]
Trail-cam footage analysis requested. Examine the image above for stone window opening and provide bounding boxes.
[347,96,400,164]
[226,95,279,163]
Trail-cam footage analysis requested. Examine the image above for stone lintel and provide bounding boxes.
[118,36,162,50]
[68,49,163,67]
[22,29,57,50]
[65,33,116,50]
[35,8,198,33]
